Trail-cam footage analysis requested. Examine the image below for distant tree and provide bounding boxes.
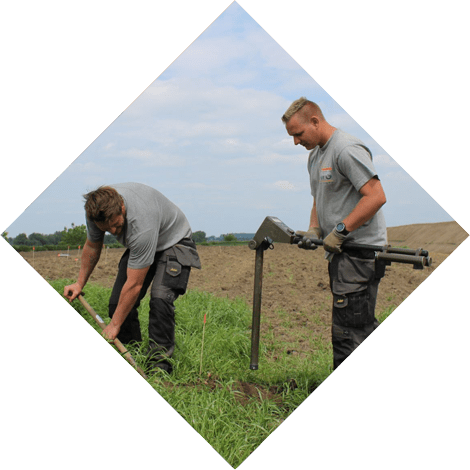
[1,231,8,241]
[223,233,237,242]
[28,232,48,246]
[13,233,30,245]
[192,231,207,243]
[61,223,87,246]
[45,231,63,245]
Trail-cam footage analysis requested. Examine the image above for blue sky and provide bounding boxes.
[4,2,451,239]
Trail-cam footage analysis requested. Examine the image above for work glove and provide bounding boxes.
[295,227,322,240]
[295,228,322,250]
[323,227,348,254]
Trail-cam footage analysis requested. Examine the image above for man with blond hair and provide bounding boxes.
[283,97,388,369]
[64,182,201,373]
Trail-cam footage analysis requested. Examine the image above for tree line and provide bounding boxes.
[170,231,237,244]
[192,231,255,243]
[2,224,119,249]
[2,228,255,251]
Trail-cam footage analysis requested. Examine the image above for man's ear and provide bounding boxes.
[309,115,320,127]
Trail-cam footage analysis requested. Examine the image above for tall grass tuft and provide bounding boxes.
[50,279,394,467]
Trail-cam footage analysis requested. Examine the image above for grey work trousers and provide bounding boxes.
[108,238,198,357]
[328,249,384,369]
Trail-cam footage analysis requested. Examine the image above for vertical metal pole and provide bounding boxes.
[250,241,267,370]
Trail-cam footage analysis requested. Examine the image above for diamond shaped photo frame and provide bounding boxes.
[2,0,466,470]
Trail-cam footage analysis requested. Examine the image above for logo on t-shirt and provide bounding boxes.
[320,167,334,183]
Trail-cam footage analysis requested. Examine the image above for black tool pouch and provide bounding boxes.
[162,241,201,295]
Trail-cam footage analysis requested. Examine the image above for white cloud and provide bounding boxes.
[262,151,307,164]
[73,161,107,173]
[118,148,186,167]
[273,180,297,191]
[183,182,228,190]
[123,148,153,159]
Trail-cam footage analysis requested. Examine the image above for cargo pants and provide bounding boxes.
[108,237,201,372]
[328,249,385,369]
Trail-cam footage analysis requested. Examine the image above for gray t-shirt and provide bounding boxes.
[87,182,192,269]
[308,129,387,246]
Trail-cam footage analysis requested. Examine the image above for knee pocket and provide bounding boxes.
[152,286,178,303]
[333,290,375,328]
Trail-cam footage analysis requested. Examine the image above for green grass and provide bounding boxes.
[49,279,393,467]
[377,305,396,323]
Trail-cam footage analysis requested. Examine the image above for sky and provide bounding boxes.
[3,2,453,240]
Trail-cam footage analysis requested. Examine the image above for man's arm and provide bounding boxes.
[295,199,323,239]
[309,199,319,230]
[63,238,103,301]
[101,265,150,341]
[342,177,387,232]
[324,177,386,253]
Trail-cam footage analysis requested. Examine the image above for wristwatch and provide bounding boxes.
[335,222,349,235]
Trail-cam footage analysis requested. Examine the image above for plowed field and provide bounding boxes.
[21,221,467,353]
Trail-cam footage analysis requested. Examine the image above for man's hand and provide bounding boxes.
[63,282,84,302]
[63,238,102,302]
[102,323,120,342]
[106,265,149,341]
[323,228,348,253]
[295,227,322,240]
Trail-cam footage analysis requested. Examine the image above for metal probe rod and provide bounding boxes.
[250,240,270,370]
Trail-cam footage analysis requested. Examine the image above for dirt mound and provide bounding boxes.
[160,375,290,408]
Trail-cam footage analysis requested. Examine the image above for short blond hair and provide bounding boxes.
[282,97,324,124]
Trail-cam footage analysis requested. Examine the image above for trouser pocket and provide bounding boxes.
[160,240,200,295]
[332,290,376,328]
[329,251,380,328]
[163,257,191,294]
[329,251,376,294]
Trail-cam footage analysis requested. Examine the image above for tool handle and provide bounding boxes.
[77,294,148,379]
[294,236,431,267]
[294,236,429,255]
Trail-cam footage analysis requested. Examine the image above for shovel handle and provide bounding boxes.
[77,294,148,380]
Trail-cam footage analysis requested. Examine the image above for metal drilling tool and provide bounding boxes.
[248,216,432,370]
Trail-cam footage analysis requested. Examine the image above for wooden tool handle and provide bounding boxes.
[77,294,148,379]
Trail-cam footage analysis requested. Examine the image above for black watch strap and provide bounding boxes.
[336,222,349,235]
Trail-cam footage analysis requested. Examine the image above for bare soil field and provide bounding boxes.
[21,221,467,355]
